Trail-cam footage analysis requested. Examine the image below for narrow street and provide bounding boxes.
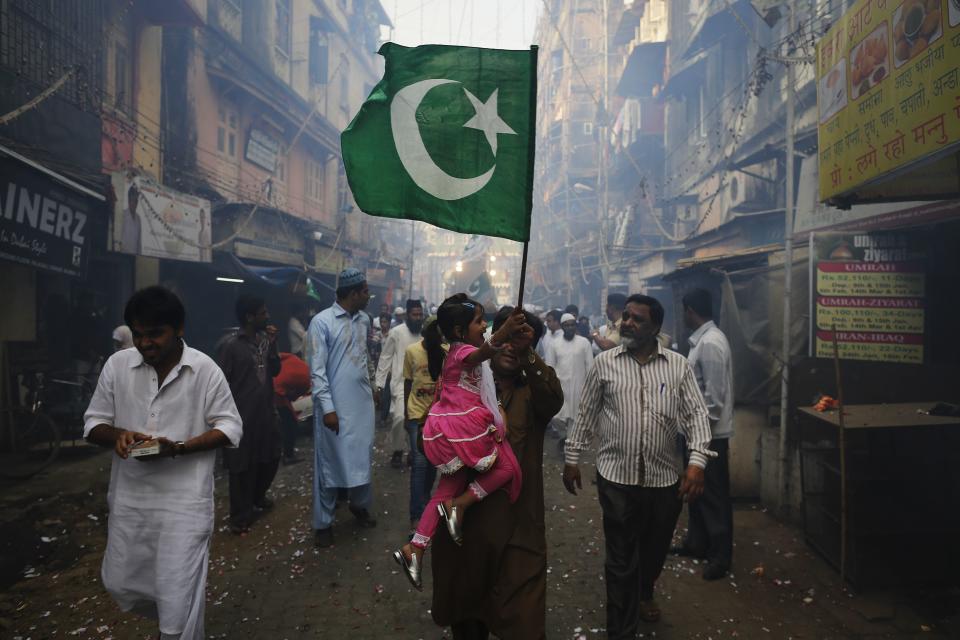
[1,424,956,639]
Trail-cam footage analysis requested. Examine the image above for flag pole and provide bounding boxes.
[517,44,538,311]
[516,240,529,309]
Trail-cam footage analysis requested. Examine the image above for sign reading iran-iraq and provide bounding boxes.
[341,43,538,243]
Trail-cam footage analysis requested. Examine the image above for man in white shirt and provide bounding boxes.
[287,303,308,359]
[563,294,713,635]
[674,288,734,580]
[537,309,563,358]
[84,286,242,639]
[376,299,424,468]
[545,313,593,443]
[591,293,626,353]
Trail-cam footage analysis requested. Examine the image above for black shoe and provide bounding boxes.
[254,497,274,511]
[349,506,377,528]
[670,545,706,559]
[702,562,729,581]
[229,521,250,535]
[315,527,334,548]
[390,451,404,469]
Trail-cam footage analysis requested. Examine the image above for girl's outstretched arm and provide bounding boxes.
[463,309,528,367]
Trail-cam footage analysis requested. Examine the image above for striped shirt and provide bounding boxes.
[565,343,713,487]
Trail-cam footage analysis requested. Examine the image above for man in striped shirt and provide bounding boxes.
[563,294,713,637]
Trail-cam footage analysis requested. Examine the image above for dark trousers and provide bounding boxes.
[229,459,280,526]
[451,620,488,640]
[279,406,298,459]
[406,419,437,522]
[597,472,682,640]
[684,438,733,568]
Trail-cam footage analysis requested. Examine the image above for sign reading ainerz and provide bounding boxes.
[0,156,93,278]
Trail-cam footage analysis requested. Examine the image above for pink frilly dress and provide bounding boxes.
[421,342,522,503]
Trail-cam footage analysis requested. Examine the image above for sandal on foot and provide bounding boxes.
[392,548,423,591]
[437,502,463,545]
[639,599,661,622]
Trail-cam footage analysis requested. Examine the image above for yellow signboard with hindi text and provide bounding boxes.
[816,0,960,202]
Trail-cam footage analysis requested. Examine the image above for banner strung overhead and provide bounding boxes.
[816,0,960,201]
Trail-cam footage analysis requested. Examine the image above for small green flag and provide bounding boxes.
[306,277,323,303]
[341,43,538,243]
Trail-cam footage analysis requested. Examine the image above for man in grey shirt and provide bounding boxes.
[674,288,734,580]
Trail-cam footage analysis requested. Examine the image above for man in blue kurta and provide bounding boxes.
[308,268,378,547]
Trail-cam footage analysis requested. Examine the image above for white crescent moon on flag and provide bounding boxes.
[390,79,495,201]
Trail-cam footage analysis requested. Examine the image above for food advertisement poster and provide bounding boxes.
[111,172,212,263]
[816,0,960,201]
[811,231,926,364]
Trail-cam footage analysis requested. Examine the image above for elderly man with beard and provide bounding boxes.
[563,294,713,636]
[545,313,593,446]
[431,306,563,640]
[376,299,425,468]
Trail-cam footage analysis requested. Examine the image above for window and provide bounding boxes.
[220,0,243,41]
[275,0,291,55]
[217,103,239,157]
[305,157,324,206]
[113,43,131,115]
[309,17,329,85]
[698,86,707,139]
[582,122,594,136]
[275,142,288,182]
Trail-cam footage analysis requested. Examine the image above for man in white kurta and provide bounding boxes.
[84,287,242,640]
[375,299,424,467]
[545,313,594,441]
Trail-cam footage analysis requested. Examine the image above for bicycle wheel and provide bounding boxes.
[0,409,62,478]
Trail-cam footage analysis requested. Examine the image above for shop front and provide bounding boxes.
[0,148,119,443]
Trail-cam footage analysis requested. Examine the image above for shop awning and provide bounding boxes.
[612,6,642,47]
[662,48,710,98]
[667,243,783,277]
[211,252,335,291]
[616,42,667,98]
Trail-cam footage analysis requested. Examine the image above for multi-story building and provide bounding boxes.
[0,0,204,380]
[157,0,391,348]
[0,0,392,388]
[530,0,610,312]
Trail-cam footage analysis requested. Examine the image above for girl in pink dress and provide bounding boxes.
[393,293,529,590]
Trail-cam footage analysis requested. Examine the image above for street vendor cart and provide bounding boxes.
[798,402,960,587]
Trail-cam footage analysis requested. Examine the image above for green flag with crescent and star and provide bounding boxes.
[341,43,538,243]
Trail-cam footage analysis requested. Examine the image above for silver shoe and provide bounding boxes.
[438,502,463,545]
[392,548,422,591]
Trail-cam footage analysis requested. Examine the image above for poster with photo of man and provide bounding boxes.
[110,172,211,263]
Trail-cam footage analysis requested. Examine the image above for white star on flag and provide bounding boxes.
[462,88,517,155]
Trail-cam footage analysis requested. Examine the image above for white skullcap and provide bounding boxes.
[560,313,576,324]
[394,306,405,315]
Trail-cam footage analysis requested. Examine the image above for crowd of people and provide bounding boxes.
[81,267,735,640]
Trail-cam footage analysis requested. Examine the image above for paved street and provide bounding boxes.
[1,425,957,639]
